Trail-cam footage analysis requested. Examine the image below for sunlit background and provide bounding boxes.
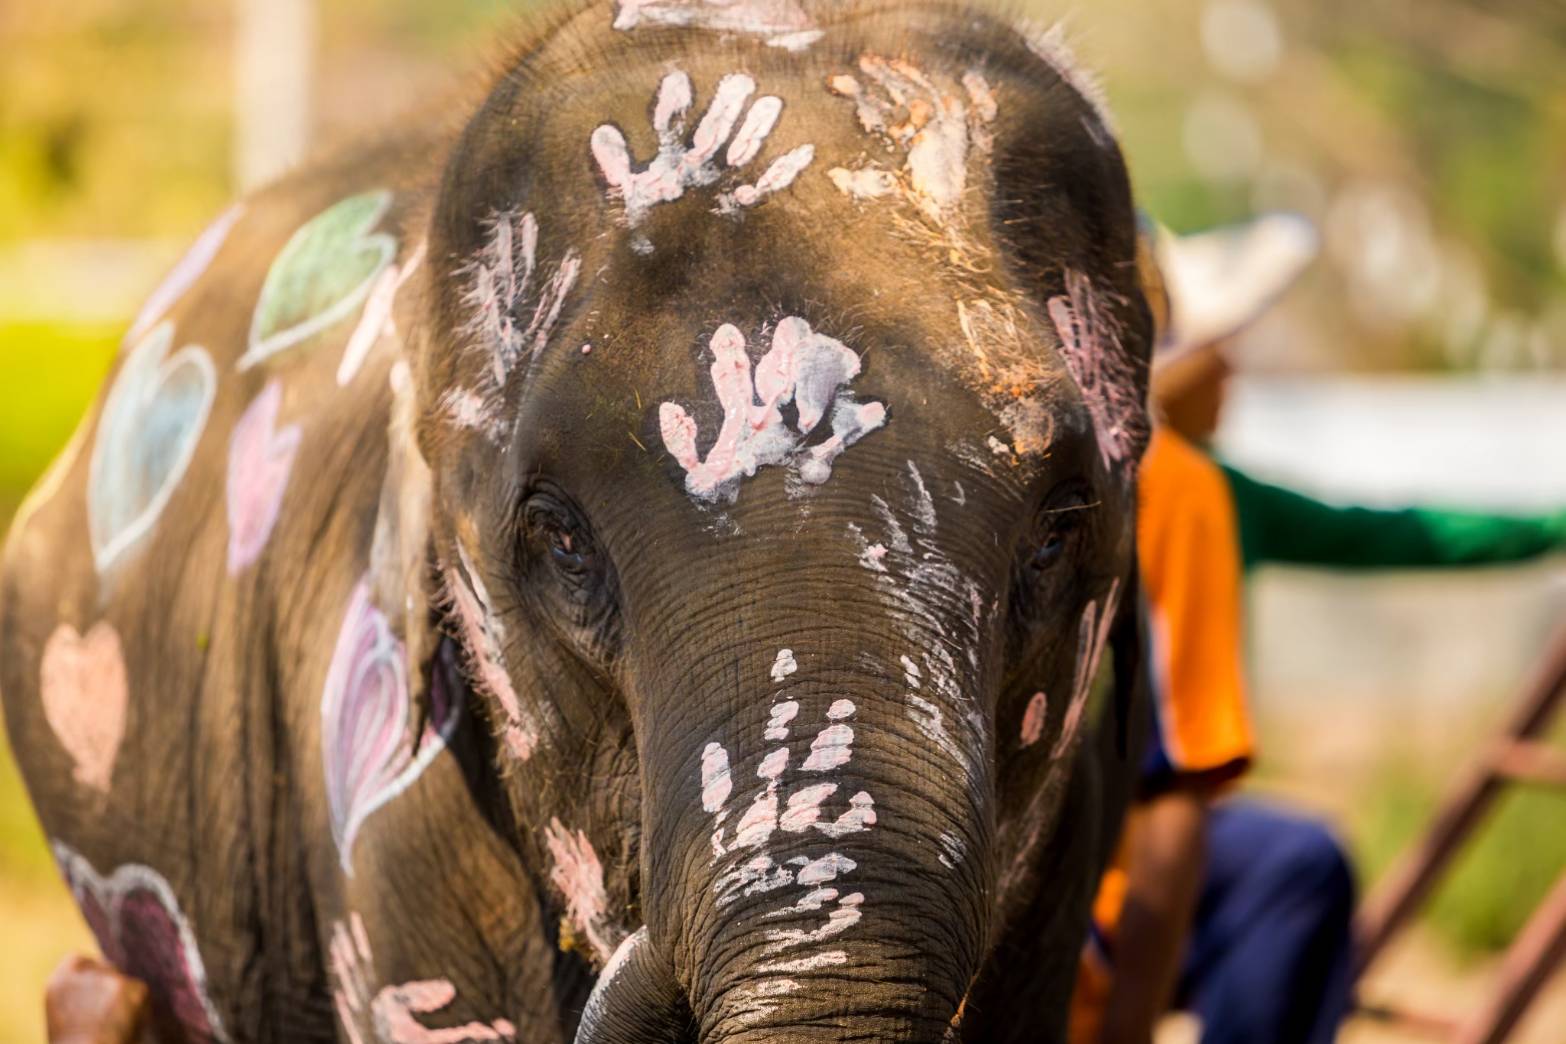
[1,1,1562,1040]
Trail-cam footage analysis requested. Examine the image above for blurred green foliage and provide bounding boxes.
[0,324,117,502]
[0,0,1561,337]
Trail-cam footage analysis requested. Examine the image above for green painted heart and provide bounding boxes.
[240,191,397,370]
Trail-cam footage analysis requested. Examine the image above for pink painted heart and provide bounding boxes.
[40,622,129,793]
[226,380,301,575]
[53,842,229,1042]
[322,581,460,873]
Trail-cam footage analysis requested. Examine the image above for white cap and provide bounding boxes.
[1154,211,1320,366]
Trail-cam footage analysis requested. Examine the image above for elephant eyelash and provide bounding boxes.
[1038,498,1099,520]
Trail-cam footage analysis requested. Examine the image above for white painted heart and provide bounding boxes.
[87,322,216,572]
[40,622,128,793]
[240,191,397,370]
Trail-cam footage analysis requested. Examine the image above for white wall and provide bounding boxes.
[1211,376,1566,734]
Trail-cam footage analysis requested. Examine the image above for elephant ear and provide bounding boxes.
[369,357,439,738]
[1092,563,1149,880]
[977,28,1156,484]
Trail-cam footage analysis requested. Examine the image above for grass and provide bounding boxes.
[0,322,118,496]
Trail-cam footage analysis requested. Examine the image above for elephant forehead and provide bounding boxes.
[430,6,1142,491]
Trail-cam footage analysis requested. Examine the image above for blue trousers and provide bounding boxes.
[1177,801,1357,1044]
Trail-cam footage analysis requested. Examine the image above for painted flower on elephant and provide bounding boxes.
[53,842,230,1043]
[240,191,398,371]
[321,580,459,874]
[329,911,516,1044]
[591,68,815,249]
[87,321,216,573]
[658,317,887,504]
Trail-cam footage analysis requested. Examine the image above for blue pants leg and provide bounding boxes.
[1179,801,1356,1044]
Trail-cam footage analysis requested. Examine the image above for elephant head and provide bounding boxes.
[379,5,1150,1041]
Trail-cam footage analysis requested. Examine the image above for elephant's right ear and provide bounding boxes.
[370,358,440,733]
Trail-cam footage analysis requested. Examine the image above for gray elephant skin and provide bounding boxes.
[0,2,1152,1041]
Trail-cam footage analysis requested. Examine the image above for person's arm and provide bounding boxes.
[1222,464,1566,571]
[1097,786,1211,1044]
[45,955,150,1044]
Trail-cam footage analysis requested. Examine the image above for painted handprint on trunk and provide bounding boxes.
[591,69,814,247]
[700,678,878,1023]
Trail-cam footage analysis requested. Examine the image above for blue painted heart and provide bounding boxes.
[239,191,398,370]
[88,322,216,572]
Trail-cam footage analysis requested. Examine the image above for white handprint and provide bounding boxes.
[329,913,516,1044]
[701,694,874,891]
[459,210,581,389]
[826,56,997,223]
[700,689,877,1023]
[658,317,887,503]
[590,69,815,240]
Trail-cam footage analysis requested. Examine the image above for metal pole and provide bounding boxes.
[234,0,316,191]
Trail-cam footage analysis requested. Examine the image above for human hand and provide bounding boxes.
[45,954,150,1044]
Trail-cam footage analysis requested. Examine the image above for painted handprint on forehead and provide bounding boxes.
[591,69,815,250]
[826,56,997,225]
[659,317,887,504]
[443,210,581,440]
[1048,269,1146,478]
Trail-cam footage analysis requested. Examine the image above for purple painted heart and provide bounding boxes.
[321,582,461,873]
[53,842,230,1042]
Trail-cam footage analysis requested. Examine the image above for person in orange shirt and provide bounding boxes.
[1080,216,1356,1044]
[1079,213,1566,1044]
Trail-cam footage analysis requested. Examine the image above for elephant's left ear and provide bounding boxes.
[370,358,439,735]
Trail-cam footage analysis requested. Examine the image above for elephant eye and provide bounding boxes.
[546,525,592,574]
[1030,488,1091,573]
[523,493,599,581]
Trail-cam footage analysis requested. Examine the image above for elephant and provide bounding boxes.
[1,2,1153,1041]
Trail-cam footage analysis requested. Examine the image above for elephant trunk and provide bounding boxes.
[574,928,688,1044]
[635,639,993,1043]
